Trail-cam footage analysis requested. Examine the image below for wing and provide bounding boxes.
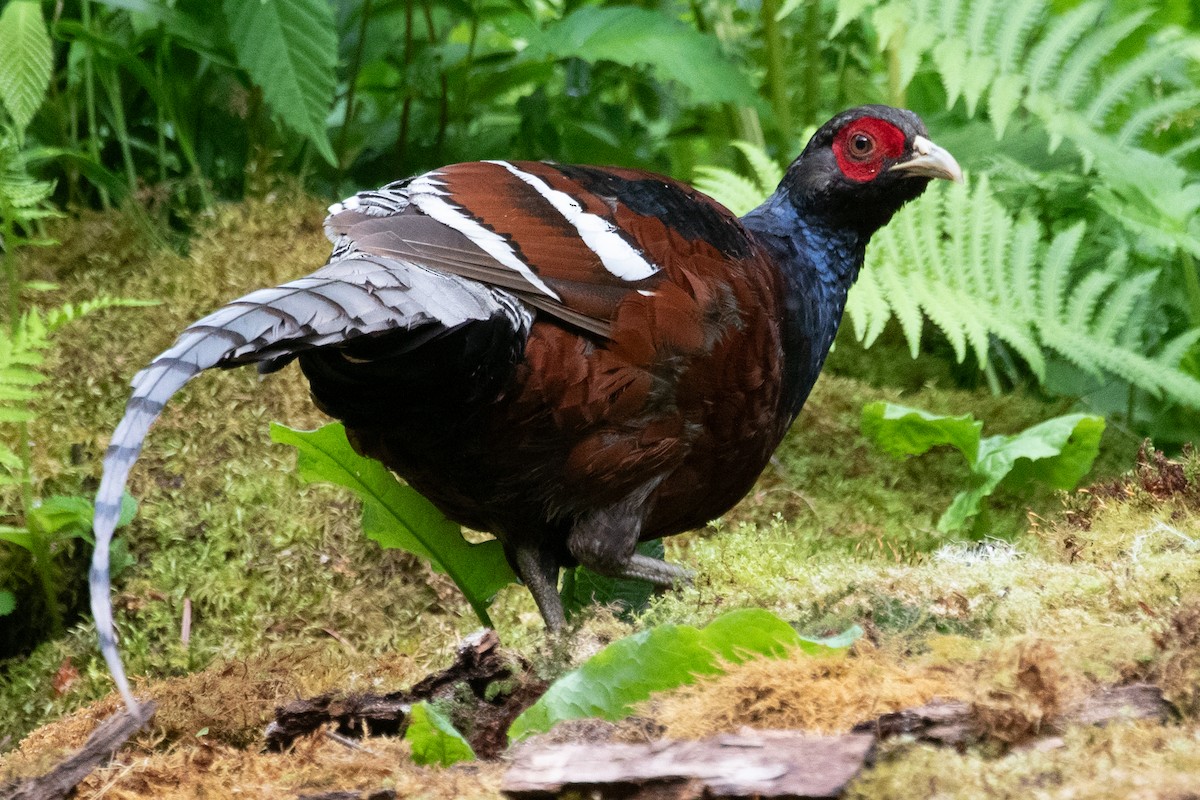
[323,160,755,339]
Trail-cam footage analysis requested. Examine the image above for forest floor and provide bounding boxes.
[1,195,1199,799]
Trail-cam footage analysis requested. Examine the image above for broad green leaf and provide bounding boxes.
[0,526,32,551]
[508,609,859,740]
[0,589,14,615]
[0,0,52,133]
[222,0,337,164]
[405,701,475,766]
[30,495,94,537]
[986,414,1105,492]
[270,423,517,627]
[939,413,1104,532]
[863,403,1104,533]
[525,7,753,104]
[861,402,983,465]
[31,493,136,544]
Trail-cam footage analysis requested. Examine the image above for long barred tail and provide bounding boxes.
[91,254,518,710]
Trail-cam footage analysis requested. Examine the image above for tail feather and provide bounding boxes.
[90,255,523,710]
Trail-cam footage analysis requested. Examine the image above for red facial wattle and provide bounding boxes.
[832,117,908,183]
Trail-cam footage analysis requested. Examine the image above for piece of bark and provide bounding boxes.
[501,730,877,800]
[1060,683,1170,726]
[852,698,973,747]
[854,682,1172,749]
[1,702,157,800]
[266,629,542,757]
[295,790,396,800]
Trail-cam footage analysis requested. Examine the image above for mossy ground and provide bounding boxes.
[2,199,1198,798]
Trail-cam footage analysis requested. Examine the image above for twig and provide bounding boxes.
[2,702,156,800]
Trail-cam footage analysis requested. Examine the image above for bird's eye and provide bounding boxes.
[848,132,875,160]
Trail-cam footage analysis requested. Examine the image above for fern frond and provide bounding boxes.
[1025,2,1103,95]
[858,179,1200,407]
[1167,134,1200,161]
[1056,9,1151,109]
[1158,328,1200,369]
[846,0,1191,154]
[993,0,1044,73]
[692,166,764,217]
[1038,223,1085,324]
[1117,90,1200,146]
[43,296,157,333]
[1085,41,1189,126]
[731,141,783,192]
[1092,269,1156,343]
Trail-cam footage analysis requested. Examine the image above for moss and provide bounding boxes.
[649,650,957,738]
[848,723,1200,800]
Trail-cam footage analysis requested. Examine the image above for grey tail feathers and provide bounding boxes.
[90,254,527,711]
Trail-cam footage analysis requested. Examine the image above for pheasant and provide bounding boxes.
[90,105,961,709]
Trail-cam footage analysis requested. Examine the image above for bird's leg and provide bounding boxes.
[567,492,694,588]
[512,543,566,630]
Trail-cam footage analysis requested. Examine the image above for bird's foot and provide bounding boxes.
[616,553,694,587]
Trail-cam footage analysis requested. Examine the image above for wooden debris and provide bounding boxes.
[0,701,157,800]
[852,698,972,746]
[295,791,397,800]
[1061,683,1172,727]
[501,730,877,799]
[853,682,1172,748]
[266,629,543,757]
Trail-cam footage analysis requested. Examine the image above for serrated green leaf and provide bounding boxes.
[692,166,764,216]
[861,402,983,465]
[731,141,782,194]
[933,38,968,109]
[525,7,753,104]
[988,73,1025,139]
[830,0,877,38]
[508,609,859,740]
[405,702,475,766]
[0,0,52,133]
[270,422,517,627]
[223,0,337,165]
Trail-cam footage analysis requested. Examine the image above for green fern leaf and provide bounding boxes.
[1065,270,1118,325]
[965,0,999,56]
[1038,223,1085,323]
[1056,10,1151,109]
[1025,2,1103,95]
[1117,90,1200,146]
[993,0,1045,73]
[1158,328,1200,369]
[844,265,891,347]
[222,0,337,166]
[1092,269,1156,344]
[830,0,880,37]
[1086,43,1188,127]
[0,0,52,134]
[731,142,783,194]
[692,166,764,217]
[933,38,970,109]
[987,73,1025,139]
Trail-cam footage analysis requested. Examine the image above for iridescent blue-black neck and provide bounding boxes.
[741,188,867,423]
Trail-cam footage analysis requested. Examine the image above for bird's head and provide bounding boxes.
[783,105,962,235]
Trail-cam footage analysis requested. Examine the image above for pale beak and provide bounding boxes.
[890,135,964,183]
